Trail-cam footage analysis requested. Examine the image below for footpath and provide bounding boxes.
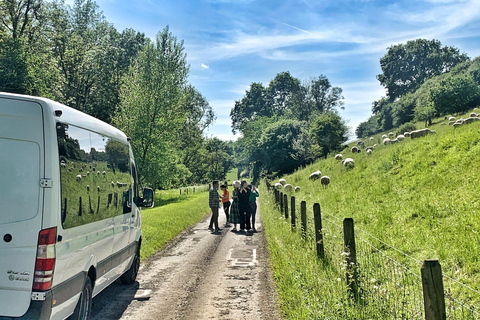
[90,202,282,320]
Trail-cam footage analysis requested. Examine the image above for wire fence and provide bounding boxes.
[270,187,480,319]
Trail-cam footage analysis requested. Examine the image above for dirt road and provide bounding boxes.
[90,204,282,320]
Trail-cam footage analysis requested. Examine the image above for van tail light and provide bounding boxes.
[33,227,56,291]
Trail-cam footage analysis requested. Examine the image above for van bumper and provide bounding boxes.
[0,291,53,320]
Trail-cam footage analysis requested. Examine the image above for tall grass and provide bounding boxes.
[140,188,210,260]
[262,113,480,318]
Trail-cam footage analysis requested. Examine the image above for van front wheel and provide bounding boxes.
[69,276,92,320]
[120,248,140,285]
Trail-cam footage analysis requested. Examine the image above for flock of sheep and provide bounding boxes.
[446,112,480,128]
[273,170,331,193]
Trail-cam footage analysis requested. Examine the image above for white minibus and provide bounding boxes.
[0,92,153,320]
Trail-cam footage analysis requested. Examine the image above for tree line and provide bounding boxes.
[0,0,234,189]
[230,71,348,183]
[356,39,480,138]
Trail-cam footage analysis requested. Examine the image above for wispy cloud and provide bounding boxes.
[201,63,210,69]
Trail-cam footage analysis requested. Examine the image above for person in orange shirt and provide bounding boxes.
[220,184,231,227]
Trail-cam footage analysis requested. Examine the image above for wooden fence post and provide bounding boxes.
[78,197,82,216]
[343,218,358,301]
[193,187,195,193]
[284,194,288,219]
[313,203,324,258]
[280,192,284,213]
[290,196,296,229]
[274,189,278,204]
[187,188,189,195]
[301,201,307,239]
[180,189,182,195]
[421,260,446,320]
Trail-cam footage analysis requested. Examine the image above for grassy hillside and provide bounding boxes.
[262,112,480,318]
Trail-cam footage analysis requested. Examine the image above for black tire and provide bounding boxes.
[120,247,140,285]
[69,276,92,320]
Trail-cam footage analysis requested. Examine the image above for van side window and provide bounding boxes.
[57,123,132,228]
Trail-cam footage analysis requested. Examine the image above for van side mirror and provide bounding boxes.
[142,188,154,208]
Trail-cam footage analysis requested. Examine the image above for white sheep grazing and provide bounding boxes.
[351,146,359,153]
[284,184,293,191]
[381,134,387,139]
[343,158,355,169]
[335,154,343,161]
[102,171,106,175]
[309,170,321,180]
[97,186,100,192]
[383,138,391,145]
[369,137,374,141]
[470,113,477,118]
[274,182,283,190]
[76,174,82,181]
[391,138,399,144]
[404,132,411,137]
[449,116,456,121]
[87,171,90,176]
[86,185,90,191]
[448,121,455,125]
[97,171,100,175]
[453,120,464,128]
[111,181,115,187]
[397,134,405,141]
[279,178,287,185]
[295,186,301,192]
[388,132,394,137]
[320,176,330,188]
[366,149,372,155]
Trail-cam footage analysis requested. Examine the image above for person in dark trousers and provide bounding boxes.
[228,181,241,231]
[237,180,251,232]
[220,184,231,227]
[208,180,222,233]
[248,184,259,232]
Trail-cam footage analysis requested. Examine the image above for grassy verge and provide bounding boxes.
[140,188,210,260]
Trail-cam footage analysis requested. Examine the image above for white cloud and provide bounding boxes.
[201,63,210,69]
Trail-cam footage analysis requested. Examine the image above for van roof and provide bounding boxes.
[0,92,128,144]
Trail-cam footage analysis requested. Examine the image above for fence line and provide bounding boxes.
[269,187,480,319]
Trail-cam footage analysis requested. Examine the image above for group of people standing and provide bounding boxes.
[208,180,259,233]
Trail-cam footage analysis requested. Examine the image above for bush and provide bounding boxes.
[396,122,417,135]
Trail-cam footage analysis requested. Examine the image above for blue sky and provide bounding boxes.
[76,0,480,140]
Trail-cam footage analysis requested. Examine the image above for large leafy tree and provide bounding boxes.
[377,39,468,101]
[230,82,269,134]
[113,26,190,188]
[309,112,348,158]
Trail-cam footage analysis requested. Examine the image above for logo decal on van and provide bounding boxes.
[7,270,30,282]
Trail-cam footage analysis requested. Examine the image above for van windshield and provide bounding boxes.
[0,138,41,224]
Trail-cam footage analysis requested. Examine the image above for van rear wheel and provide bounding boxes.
[69,276,92,320]
[120,247,140,285]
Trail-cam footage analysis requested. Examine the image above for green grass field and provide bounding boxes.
[262,111,480,319]
[140,187,211,260]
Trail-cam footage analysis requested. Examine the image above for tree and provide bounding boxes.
[266,71,301,116]
[355,115,380,138]
[309,112,348,158]
[430,74,480,115]
[377,39,468,101]
[230,82,269,134]
[113,26,190,188]
[257,119,312,175]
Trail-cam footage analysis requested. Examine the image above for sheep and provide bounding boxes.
[448,121,455,125]
[463,117,480,124]
[97,171,100,175]
[366,149,372,155]
[469,113,477,118]
[388,132,394,137]
[391,138,399,144]
[351,146,359,153]
[86,185,90,192]
[86,171,90,176]
[453,121,463,128]
[76,174,82,181]
[284,184,293,191]
[320,176,330,188]
[381,134,387,139]
[366,146,374,151]
[102,171,106,175]
[397,134,405,141]
[357,140,365,147]
[295,186,301,192]
[449,116,456,121]
[279,178,287,185]
[111,181,115,187]
[97,186,100,192]
[383,138,391,145]
[410,128,432,139]
[335,154,343,161]
[274,182,282,190]
[79,168,83,172]
[343,158,355,169]
[404,132,411,137]
[309,170,321,180]
[60,162,66,168]
[369,137,374,141]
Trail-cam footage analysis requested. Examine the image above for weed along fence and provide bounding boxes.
[270,188,480,320]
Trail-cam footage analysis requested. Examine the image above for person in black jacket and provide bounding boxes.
[237,180,251,232]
